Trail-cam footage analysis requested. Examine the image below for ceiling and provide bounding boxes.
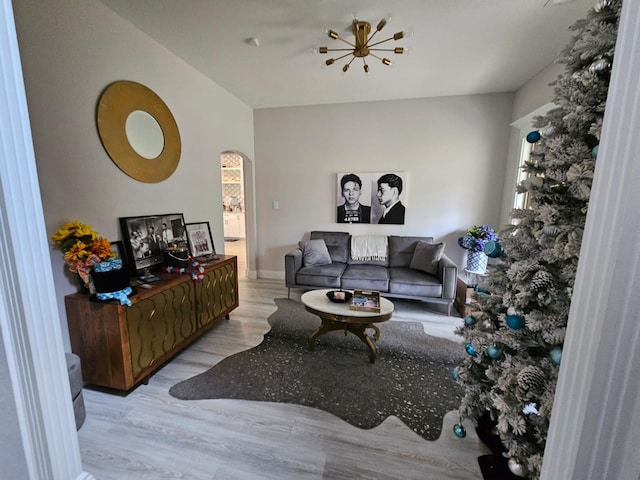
[98,0,593,109]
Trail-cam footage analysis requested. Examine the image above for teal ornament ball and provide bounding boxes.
[550,347,562,365]
[464,315,477,326]
[487,345,503,359]
[484,240,502,258]
[592,145,599,158]
[465,342,477,357]
[526,130,541,143]
[506,314,525,330]
[453,424,467,438]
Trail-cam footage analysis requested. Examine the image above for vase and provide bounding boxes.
[466,251,488,274]
[78,275,96,295]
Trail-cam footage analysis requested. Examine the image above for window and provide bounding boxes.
[512,138,535,221]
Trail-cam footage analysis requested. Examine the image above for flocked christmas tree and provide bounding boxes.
[453,1,621,478]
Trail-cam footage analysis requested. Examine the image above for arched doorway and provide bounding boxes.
[220,150,256,278]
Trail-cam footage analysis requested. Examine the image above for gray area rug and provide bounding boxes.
[169,298,464,441]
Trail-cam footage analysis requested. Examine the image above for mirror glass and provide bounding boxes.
[125,110,164,159]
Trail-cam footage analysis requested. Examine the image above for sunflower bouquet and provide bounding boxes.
[51,220,115,286]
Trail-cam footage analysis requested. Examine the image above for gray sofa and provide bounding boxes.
[285,231,457,314]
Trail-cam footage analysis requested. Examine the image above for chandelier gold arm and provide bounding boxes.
[318,17,409,73]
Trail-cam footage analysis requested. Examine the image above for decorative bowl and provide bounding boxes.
[326,290,352,303]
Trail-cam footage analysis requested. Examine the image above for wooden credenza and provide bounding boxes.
[65,255,238,391]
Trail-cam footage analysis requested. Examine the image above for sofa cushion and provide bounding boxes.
[296,262,346,289]
[389,267,443,297]
[409,241,445,275]
[299,239,332,267]
[310,231,349,263]
[388,235,434,268]
[341,264,389,292]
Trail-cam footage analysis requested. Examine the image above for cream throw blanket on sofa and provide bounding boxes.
[350,235,388,261]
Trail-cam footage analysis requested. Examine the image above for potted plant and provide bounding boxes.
[458,225,498,274]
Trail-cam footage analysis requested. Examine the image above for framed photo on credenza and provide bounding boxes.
[185,221,218,261]
[119,213,187,278]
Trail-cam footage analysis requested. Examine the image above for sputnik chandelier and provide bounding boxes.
[318,16,411,73]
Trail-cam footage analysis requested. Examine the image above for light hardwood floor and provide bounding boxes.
[77,243,489,479]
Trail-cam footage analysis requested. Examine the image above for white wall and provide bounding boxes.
[254,94,514,277]
[512,62,563,122]
[12,0,254,349]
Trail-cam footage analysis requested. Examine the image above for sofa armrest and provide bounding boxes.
[438,254,457,300]
[285,248,303,286]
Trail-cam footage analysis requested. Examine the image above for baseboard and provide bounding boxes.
[257,270,285,281]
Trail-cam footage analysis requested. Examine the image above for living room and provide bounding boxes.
[3,0,640,479]
[12,0,566,333]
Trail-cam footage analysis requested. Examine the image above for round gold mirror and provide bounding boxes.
[97,81,181,183]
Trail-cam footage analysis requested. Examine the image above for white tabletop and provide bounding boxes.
[301,289,394,318]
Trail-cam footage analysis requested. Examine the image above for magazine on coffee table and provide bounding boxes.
[349,290,381,313]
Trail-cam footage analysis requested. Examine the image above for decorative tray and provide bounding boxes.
[349,289,381,313]
[326,290,353,303]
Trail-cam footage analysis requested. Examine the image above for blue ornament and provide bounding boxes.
[592,144,599,158]
[465,342,477,357]
[550,347,562,365]
[453,423,467,438]
[452,368,459,380]
[506,314,525,330]
[487,345,503,359]
[484,240,503,258]
[526,130,541,143]
[464,315,477,326]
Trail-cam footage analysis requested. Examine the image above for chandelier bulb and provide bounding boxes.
[364,64,370,74]
[327,29,339,40]
[403,28,414,38]
[382,58,392,66]
[342,64,350,73]
[325,58,335,66]
[318,47,328,54]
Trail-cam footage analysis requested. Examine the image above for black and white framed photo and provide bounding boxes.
[336,172,407,224]
[185,222,218,260]
[119,213,187,277]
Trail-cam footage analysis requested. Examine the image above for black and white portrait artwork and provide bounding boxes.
[336,172,406,225]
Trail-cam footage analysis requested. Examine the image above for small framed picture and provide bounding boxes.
[110,240,127,267]
[185,222,218,260]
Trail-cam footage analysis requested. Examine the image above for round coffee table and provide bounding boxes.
[301,289,394,364]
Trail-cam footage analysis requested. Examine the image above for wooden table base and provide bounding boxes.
[308,318,382,364]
